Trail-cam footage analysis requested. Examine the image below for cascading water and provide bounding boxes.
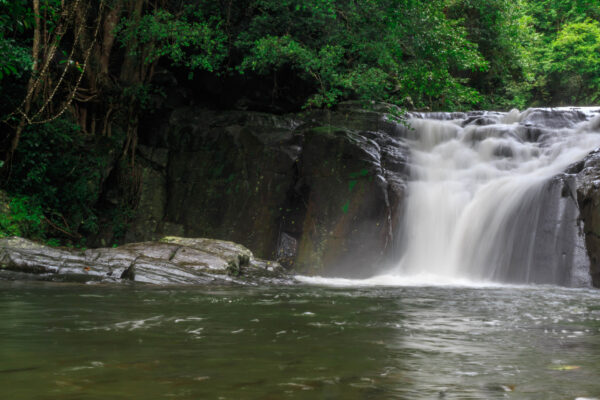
[393,108,600,286]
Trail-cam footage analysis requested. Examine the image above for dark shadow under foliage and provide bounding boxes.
[2,119,122,245]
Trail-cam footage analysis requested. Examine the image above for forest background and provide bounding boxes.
[0,0,598,246]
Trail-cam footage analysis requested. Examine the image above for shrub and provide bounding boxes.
[2,118,114,245]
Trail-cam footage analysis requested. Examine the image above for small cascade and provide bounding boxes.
[394,108,600,286]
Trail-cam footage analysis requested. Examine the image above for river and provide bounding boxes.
[1,280,599,399]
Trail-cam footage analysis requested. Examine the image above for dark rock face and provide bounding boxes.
[163,109,302,260]
[504,176,590,286]
[97,105,410,277]
[575,150,600,287]
[548,145,600,288]
[296,126,407,276]
[0,236,287,284]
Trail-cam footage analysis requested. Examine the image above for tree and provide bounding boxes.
[236,0,486,110]
[546,19,600,104]
[0,0,33,81]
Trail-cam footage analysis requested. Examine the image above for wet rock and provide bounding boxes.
[98,103,410,277]
[492,145,514,158]
[505,176,588,286]
[159,109,302,260]
[521,108,588,129]
[461,116,498,127]
[574,150,600,287]
[0,236,288,285]
[516,126,550,142]
[276,232,298,269]
[411,111,470,120]
[295,125,407,277]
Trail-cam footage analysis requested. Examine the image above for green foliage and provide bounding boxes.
[446,0,537,108]
[525,0,600,37]
[545,19,600,104]
[517,0,600,105]
[0,195,45,238]
[0,38,31,80]
[107,0,600,110]
[117,6,227,73]
[122,83,166,111]
[0,0,34,81]
[237,0,487,110]
[105,204,134,244]
[4,0,600,111]
[3,118,111,244]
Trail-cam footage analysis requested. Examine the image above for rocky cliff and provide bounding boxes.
[574,149,600,287]
[93,104,410,277]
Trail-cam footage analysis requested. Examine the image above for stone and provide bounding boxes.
[574,150,600,287]
[0,236,288,285]
[111,103,410,277]
[294,125,407,277]
[276,232,297,269]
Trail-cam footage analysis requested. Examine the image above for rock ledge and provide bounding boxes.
[0,236,290,285]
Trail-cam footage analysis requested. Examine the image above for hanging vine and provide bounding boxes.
[2,0,107,171]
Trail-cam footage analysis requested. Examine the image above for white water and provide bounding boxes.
[295,273,512,287]
[390,108,600,285]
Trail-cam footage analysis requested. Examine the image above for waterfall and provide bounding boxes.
[394,108,600,286]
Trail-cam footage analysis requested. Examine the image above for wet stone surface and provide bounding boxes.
[0,236,290,285]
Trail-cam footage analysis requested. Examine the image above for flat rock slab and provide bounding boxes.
[0,236,290,285]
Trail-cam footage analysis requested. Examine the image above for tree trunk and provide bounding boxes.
[100,3,123,76]
[120,0,145,84]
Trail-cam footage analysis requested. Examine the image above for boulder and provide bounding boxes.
[0,236,288,285]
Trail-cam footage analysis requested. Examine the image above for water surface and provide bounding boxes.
[1,281,600,399]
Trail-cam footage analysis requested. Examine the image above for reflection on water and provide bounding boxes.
[1,281,600,399]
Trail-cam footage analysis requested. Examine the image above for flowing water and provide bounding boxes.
[393,108,600,286]
[1,280,600,399]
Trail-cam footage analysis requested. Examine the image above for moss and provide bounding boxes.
[342,200,350,214]
[349,169,369,179]
[348,180,358,192]
[226,254,250,277]
[310,125,336,135]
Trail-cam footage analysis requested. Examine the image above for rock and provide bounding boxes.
[462,116,499,127]
[0,236,289,285]
[295,125,407,276]
[161,108,302,260]
[124,159,168,242]
[276,232,297,269]
[574,150,600,287]
[97,104,410,277]
[500,175,589,286]
[521,108,588,129]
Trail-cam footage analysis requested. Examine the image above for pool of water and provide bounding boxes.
[1,280,599,399]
